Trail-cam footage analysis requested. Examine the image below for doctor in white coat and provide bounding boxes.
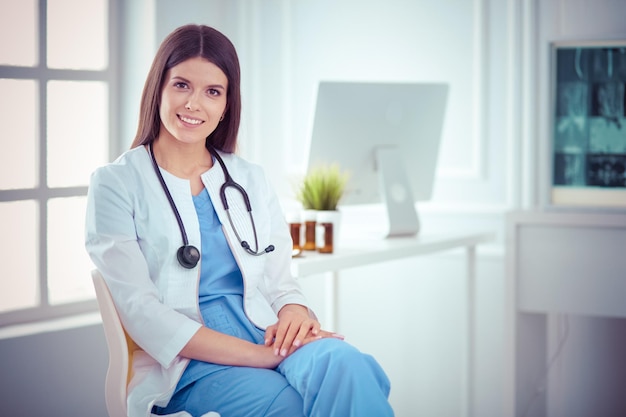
[85,24,394,417]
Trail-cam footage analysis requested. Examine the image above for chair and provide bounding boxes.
[92,269,219,417]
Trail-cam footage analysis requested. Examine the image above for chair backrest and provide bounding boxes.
[92,269,140,417]
[92,269,220,417]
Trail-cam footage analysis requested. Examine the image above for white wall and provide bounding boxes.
[236,0,512,210]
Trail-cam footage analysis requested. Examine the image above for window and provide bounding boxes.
[0,0,118,326]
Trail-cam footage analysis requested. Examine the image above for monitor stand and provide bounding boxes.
[375,147,420,237]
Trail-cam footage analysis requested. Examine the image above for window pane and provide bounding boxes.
[0,0,38,66]
[0,79,38,189]
[47,0,108,70]
[47,80,108,187]
[0,201,39,313]
[48,196,95,305]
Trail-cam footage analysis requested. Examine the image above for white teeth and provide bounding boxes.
[179,115,203,125]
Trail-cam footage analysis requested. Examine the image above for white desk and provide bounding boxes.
[291,231,494,417]
[505,211,626,417]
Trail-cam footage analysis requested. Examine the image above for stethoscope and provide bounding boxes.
[149,142,274,269]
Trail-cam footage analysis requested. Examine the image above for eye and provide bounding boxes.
[207,88,221,96]
[173,81,189,89]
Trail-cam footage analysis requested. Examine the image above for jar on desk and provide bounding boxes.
[302,210,317,251]
[316,210,341,254]
[285,211,302,252]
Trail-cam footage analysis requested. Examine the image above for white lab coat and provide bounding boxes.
[85,146,310,417]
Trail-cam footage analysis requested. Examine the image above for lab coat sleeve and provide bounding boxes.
[254,168,314,316]
[85,166,201,368]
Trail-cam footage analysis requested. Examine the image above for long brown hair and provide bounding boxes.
[130,24,241,153]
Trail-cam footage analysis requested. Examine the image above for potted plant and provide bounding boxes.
[296,164,349,252]
[297,164,348,211]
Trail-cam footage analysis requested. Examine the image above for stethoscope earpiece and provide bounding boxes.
[177,245,200,269]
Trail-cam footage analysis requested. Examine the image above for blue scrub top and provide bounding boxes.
[175,188,266,392]
[194,187,243,300]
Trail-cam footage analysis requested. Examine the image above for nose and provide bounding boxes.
[185,92,200,110]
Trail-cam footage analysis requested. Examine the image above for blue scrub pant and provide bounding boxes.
[156,338,393,417]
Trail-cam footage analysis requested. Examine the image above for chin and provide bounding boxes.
[173,132,207,144]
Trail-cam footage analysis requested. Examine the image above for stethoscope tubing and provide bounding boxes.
[149,141,273,269]
[149,142,190,248]
[209,145,264,255]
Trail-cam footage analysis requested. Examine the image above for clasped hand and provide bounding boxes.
[264,304,344,358]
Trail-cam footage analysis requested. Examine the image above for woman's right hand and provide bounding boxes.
[181,326,290,369]
[257,343,286,369]
[180,325,344,369]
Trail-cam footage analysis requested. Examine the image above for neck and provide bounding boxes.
[150,138,213,179]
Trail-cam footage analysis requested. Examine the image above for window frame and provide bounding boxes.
[0,0,120,327]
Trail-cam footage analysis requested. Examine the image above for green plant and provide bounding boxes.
[296,164,349,211]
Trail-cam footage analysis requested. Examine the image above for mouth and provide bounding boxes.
[178,114,204,126]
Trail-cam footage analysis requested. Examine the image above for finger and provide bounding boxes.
[285,323,317,356]
[324,330,345,340]
[291,320,315,349]
[301,329,345,346]
[278,321,303,356]
[310,321,321,336]
[272,320,291,356]
[264,325,277,346]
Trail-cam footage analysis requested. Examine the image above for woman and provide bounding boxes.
[85,24,393,417]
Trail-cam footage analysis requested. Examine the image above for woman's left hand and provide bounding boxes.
[264,304,343,357]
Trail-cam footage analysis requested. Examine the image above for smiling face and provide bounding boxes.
[157,56,228,147]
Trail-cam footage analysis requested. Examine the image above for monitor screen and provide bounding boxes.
[307,81,449,236]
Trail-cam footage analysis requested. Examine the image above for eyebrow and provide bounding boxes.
[170,75,226,91]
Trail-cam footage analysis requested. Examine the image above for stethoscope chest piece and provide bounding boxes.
[177,245,201,269]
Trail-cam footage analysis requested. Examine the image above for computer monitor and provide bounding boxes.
[307,81,449,237]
